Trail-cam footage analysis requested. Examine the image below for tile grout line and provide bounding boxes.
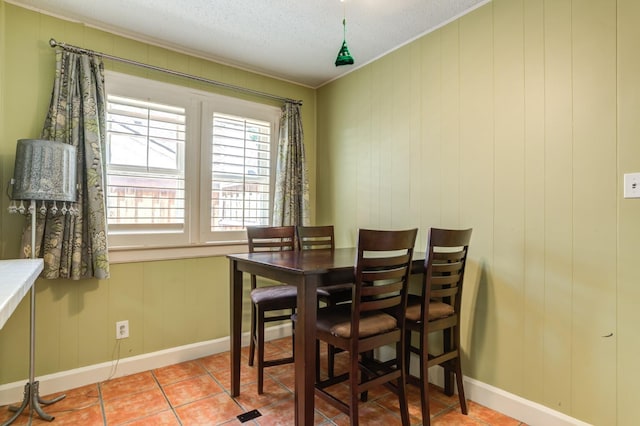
[149,368,184,426]
[97,382,108,425]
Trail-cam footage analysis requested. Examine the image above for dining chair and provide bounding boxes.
[314,228,418,426]
[405,227,472,425]
[296,225,352,380]
[246,226,297,394]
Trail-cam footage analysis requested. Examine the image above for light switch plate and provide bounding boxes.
[623,173,640,199]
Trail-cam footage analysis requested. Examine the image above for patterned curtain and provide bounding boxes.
[21,50,110,279]
[272,102,309,226]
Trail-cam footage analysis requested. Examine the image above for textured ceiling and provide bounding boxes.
[8,0,490,88]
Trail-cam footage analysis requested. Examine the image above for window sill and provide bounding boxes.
[108,242,248,264]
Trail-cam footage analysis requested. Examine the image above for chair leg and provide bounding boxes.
[453,324,467,415]
[420,329,431,426]
[248,303,257,367]
[397,341,410,426]
[291,309,296,358]
[443,328,454,396]
[455,358,467,414]
[360,351,374,402]
[315,339,321,382]
[404,329,411,377]
[328,344,336,378]
[349,351,360,426]
[257,308,265,394]
[444,367,455,396]
[326,299,336,379]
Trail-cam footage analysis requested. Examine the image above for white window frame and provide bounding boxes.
[104,71,280,258]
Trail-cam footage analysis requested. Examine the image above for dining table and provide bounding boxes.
[228,247,425,425]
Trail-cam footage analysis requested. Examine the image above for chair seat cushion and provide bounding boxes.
[250,285,297,308]
[317,304,397,338]
[317,283,352,299]
[406,294,455,322]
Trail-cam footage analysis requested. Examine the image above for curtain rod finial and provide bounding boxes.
[49,38,57,48]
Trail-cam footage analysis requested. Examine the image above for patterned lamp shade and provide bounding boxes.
[11,139,77,203]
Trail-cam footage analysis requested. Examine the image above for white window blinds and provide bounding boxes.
[210,113,271,231]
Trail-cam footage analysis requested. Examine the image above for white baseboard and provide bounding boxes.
[373,347,591,426]
[0,327,590,426]
[463,376,592,426]
[0,324,291,406]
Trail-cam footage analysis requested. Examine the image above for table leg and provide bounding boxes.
[294,275,318,425]
[230,260,243,397]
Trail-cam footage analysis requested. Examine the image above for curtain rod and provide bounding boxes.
[49,38,302,106]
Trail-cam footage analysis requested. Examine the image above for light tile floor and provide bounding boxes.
[0,338,526,425]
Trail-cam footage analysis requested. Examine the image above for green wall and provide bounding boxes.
[317,0,639,425]
[0,1,315,388]
[3,1,640,425]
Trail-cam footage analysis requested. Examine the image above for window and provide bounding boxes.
[105,72,280,251]
[106,96,186,229]
[210,113,271,231]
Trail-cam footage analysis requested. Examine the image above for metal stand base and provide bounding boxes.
[2,205,65,425]
[3,381,65,425]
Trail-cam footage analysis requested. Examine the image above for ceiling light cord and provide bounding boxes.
[343,0,347,37]
[343,18,347,41]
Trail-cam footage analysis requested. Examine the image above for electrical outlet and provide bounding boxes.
[116,320,129,339]
[624,173,640,199]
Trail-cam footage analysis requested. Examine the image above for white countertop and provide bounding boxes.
[0,259,44,329]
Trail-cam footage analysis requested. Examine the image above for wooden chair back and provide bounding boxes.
[246,226,296,252]
[422,228,472,327]
[246,226,295,290]
[296,225,335,251]
[353,228,418,348]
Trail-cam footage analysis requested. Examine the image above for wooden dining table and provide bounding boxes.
[228,247,425,425]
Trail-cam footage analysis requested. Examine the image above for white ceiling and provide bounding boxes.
[9,0,489,88]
